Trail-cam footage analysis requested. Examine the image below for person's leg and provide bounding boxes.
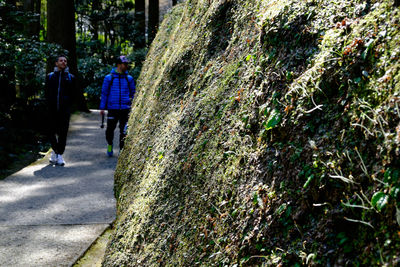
[105,110,118,145]
[56,111,70,155]
[50,134,58,154]
[47,112,59,164]
[118,109,130,149]
[48,112,59,154]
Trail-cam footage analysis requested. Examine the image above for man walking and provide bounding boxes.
[45,55,76,166]
[100,55,136,156]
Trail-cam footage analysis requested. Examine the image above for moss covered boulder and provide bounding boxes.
[103,0,400,266]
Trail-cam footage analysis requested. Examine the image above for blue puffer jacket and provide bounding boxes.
[99,68,136,110]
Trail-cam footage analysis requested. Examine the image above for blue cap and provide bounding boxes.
[116,55,130,64]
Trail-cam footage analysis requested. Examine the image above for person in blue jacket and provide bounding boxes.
[100,56,136,156]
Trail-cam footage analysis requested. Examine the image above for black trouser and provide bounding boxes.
[106,109,129,149]
[49,110,70,155]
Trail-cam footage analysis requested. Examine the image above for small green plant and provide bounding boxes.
[263,108,282,130]
[371,191,389,212]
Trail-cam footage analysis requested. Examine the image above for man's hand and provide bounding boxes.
[100,110,105,128]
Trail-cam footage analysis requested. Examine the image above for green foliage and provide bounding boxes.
[0,1,63,173]
[263,108,282,130]
[77,53,113,108]
[75,0,141,49]
[371,192,389,212]
[390,186,400,202]
[0,3,65,100]
[384,168,400,184]
[74,0,148,108]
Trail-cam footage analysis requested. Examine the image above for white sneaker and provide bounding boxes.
[49,152,57,164]
[56,154,66,166]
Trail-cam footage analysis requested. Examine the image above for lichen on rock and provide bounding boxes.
[103,0,400,266]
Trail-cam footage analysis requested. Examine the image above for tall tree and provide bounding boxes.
[47,0,77,75]
[23,0,40,38]
[148,0,159,44]
[47,0,87,111]
[90,0,100,40]
[134,0,146,48]
[0,1,17,109]
[18,0,41,100]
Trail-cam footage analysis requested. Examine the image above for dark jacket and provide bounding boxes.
[45,67,76,112]
[99,68,136,110]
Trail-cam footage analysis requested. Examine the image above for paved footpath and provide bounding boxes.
[0,110,118,267]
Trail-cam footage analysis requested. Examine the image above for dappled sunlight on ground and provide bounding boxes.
[0,111,117,266]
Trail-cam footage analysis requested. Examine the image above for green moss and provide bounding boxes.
[103,0,400,266]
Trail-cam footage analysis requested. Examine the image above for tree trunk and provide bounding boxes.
[135,0,146,48]
[47,0,77,74]
[39,0,46,39]
[47,0,88,111]
[90,0,100,40]
[23,0,40,38]
[5,0,16,5]
[17,0,39,100]
[0,69,16,111]
[172,0,177,6]
[2,0,17,108]
[104,29,108,47]
[148,0,159,44]
[34,0,40,36]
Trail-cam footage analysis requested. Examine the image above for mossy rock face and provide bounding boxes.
[103,0,400,266]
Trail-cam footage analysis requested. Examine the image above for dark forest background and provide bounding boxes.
[0,0,179,177]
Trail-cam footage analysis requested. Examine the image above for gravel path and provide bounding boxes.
[0,110,118,267]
